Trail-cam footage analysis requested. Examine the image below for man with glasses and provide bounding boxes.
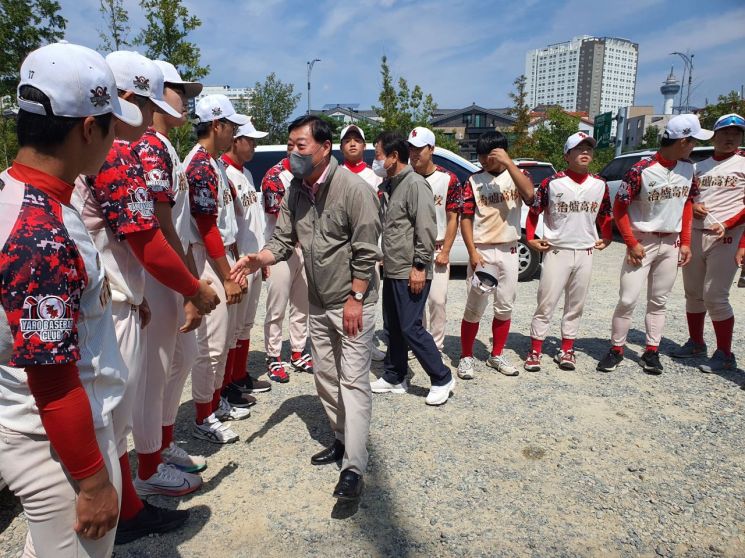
[596,115,710,375]
[673,113,745,374]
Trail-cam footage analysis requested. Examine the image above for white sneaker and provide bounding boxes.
[214,397,251,421]
[161,442,207,473]
[408,350,416,360]
[370,377,408,394]
[486,354,519,376]
[457,356,475,380]
[192,414,239,444]
[134,463,202,497]
[371,347,387,362]
[425,378,455,406]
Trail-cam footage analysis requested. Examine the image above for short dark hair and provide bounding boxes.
[16,85,112,152]
[287,115,332,145]
[476,131,508,155]
[195,120,213,139]
[659,136,679,147]
[374,131,409,164]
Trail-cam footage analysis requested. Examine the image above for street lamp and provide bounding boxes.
[670,51,694,113]
[307,58,321,115]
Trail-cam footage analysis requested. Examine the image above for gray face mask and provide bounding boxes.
[289,149,319,179]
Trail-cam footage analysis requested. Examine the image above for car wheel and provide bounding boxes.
[517,235,540,281]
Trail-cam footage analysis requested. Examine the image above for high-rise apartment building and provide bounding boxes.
[524,36,638,117]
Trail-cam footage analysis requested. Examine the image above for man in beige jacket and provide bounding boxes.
[230,116,381,501]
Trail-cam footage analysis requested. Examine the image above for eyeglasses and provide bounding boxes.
[714,114,745,131]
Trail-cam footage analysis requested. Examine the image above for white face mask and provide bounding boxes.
[372,157,388,178]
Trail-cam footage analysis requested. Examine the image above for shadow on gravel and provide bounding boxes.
[0,487,22,538]
[243,394,329,447]
[113,504,212,557]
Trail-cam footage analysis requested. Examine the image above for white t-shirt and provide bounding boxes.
[464,169,527,244]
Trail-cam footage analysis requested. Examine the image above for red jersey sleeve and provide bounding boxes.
[131,129,175,206]
[616,159,647,206]
[688,173,700,200]
[186,147,220,217]
[0,187,86,367]
[261,161,288,216]
[88,140,159,239]
[530,175,553,216]
[461,173,477,216]
[443,168,462,213]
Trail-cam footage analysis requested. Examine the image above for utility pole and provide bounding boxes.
[670,51,694,113]
[306,58,321,115]
[614,106,627,158]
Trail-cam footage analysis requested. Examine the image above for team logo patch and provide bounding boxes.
[21,295,74,342]
[145,168,170,192]
[195,187,217,208]
[133,75,150,92]
[211,107,223,117]
[127,186,154,217]
[90,86,111,108]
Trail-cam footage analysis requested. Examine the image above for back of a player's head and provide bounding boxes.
[195,120,213,139]
[287,115,332,145]
[659,136,679,147]
[476,131,509,155]
[374,131,410,164]
[16,85,112,153]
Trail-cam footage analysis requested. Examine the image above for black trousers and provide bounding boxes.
[381,278,451,387]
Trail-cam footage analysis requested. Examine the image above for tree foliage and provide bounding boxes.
[169,122,195,161]
[507,75,536,158]
[641,125,660,150]
[698,91,745,129]
[98,0,130,52]
[248,73,301,145]
[134,0,209,81]
[531,108,580,170]
[372,56,438,136]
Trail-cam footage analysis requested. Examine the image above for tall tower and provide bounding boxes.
[660,67,680,115]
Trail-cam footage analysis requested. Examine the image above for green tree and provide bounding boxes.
[0,0,66,166]
[134,0,209,81]
[641,125,660,150]
[698,90,745,129]
[531,108,580,170]
[169,122,195,161]
[248,73,301,145]
[507,75,536,158]
[372,56,439,136]
[589,147,614,175]
[98,0,130,52]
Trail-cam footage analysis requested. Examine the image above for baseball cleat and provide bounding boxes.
[671,339,707,359]
[596,349,623,372]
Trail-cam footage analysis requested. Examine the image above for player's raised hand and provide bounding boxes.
[626,243,646,266]
[678,245,692,267]
[488,148,512,168]
[188,279,219,315]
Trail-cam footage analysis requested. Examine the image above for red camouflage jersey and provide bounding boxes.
[0,178,86,366]
[85,139,159,239]
[261,158,292,216]
[186,144,220,218]
[131,128,175,206]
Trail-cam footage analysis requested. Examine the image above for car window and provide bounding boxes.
[518,164,556,187]
[601,156,641,182]
[688,148,713,163]
[432,154,473,184]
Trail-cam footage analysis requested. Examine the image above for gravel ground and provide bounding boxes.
[1,241,744,558]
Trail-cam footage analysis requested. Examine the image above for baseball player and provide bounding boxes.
[261,151,312,381]
[220,119,273,398]
[340,124,382,191]
[0,41,141,558]
[185,94,249,443]
[130,61,214,492]
[73,51,220,536]
[673,113,745,373]
[596,114,710,374]
[524,132,613,372]
[456,131,534,379]
[407,127,461,353]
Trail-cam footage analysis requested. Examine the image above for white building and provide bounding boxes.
[195,85,253,110]
[525,36,638,118]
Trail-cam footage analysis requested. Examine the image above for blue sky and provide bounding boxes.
[59,0,745,115]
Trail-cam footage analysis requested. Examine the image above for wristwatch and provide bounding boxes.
[349,290,364,301]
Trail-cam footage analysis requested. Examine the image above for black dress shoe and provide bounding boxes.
[333,469,363,501]
[310,440,344,465]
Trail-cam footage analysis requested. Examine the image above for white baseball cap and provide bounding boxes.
[234,117,268,139]
[407,126,436,148]
[195,94,250,125]
[340,124,365,142]
[471,263,499,294]
[563,131,597,154]
[713,113,745,132]
[17,41,142,126]
[663,114,713,141]
[153,60,203,99]
[105,51,181,119]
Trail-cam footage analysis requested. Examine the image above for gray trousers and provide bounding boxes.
[309,302,375,475]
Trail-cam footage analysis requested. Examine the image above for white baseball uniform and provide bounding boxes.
[0,167,125,557]
[610,153,697,347]
[528,171,612,342]
[262,159,308,358]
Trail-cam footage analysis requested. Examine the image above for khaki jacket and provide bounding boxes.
[381,166,436,280]
[266,157,382,310]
